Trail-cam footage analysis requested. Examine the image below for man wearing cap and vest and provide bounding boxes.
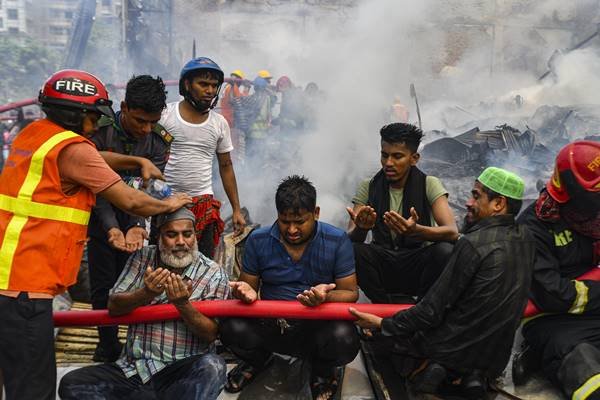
[0,69,192,400]
[88,75,173,363]
[515,141,600,400]
[351,167,535,398]
[160,57,246,259]
[59,207,230,400]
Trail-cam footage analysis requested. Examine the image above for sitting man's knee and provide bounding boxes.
[57,369,89,398]
[430,241,454,260]
[326,321,361,357]
[558,343,600,398]
[219,318,250,345]
[197,353,227,383]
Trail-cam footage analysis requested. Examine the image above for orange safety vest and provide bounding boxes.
[0,119,96,296]
[220,85,234,127]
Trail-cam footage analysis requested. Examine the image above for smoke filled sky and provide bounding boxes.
[191,0,600,225]
[4,0,600,226]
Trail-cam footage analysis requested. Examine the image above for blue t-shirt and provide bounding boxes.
[242,221,356,300]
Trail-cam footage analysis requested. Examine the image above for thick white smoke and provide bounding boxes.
[8,0,600,227]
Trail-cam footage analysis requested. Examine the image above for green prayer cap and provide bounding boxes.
[477,167,525,200]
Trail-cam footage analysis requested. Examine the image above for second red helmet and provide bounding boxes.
[547,140,600,203]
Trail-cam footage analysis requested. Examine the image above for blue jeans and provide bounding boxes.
[58,352,226,400]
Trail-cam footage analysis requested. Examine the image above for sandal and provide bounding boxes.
[310,367,342,400]
[224,357,272,393]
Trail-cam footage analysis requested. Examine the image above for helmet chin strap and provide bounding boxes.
[184,94,211,114]
[183,84,222,114]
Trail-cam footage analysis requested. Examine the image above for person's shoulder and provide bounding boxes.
[165,101,179,111]
[122,245,155,273]
[425,175,442,184]
[248,225,273,241]
[516,201,555,236]
[318,221,347,239]
[151,123,174,146]
[196,251,220,271]
[61,139,99,156]
[210,110,227,122]
[452,232,480,255]
[359,178,371,187]
[194,251,230,279]
[425,175,447,191]
[96,115,115,130]
[425,174,449,200]
[161,102,179,118]
[352,178,372,205]
[209,111,229,129]
[516,201,540,226]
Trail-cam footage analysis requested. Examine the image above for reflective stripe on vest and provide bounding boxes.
[0,130,91,289]
[569,280,589,314]
[573,373,600,400]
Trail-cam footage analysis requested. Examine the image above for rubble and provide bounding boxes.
[421,100,600,219]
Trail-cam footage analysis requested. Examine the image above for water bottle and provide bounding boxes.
[124,177,172,200]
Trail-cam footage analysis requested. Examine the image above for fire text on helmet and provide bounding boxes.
[54,78,98,97]
[588,155,600,172]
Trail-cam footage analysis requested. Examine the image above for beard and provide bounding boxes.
[159,239,198,269]
[461,215,476,233]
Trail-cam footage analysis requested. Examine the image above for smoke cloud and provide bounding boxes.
[200,0,600,226]
[6,0,600,228]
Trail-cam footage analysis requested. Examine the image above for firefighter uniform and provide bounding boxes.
[518,201,600,399]
[0,119,97,400]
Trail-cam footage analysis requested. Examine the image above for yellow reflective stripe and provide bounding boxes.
[0,216,28,289]
[18,130,78,200]
[0,195,90,225]
[569,280,589,314]
[573,373,600,400]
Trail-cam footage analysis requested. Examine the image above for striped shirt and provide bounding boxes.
[110,245,230,383]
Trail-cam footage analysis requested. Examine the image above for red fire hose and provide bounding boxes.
[54,267,600,328]
[523,266,600,316]
[54,301,413,327]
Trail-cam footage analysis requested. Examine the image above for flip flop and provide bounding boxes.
[224,357,273,393]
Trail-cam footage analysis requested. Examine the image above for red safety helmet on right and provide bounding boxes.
[547,140,600,203]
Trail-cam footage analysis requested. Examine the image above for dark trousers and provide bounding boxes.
[524,314,600,398]
[58,352,226,400]
[0,293,55,400]
[197,222,216,259]
[354,242,454,303]
[88,235,130,349]
[219,318,360,378]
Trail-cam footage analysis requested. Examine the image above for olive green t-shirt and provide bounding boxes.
[352,175,448,226]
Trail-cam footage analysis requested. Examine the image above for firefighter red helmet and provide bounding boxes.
[38,69,115,119]
[547,140,600,203]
